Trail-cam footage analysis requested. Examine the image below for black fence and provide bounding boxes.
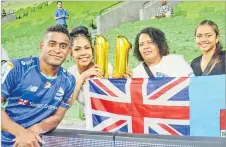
[43,129,226,147]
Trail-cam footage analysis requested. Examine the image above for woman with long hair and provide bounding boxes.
[191,20,225,76]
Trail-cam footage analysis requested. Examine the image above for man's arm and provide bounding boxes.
[28,106,68,134]
[1,97,42,147]
[28,75,76,134]
[1,97,27,136]
[54,16,64,20]
[54,10,63,20]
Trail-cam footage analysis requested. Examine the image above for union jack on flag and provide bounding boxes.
[85,77,190,136]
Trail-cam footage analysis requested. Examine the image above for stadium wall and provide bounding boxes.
[96,1,148,35]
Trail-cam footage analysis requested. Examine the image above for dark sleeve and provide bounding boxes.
[219,51,225,62]
[190,57,201,76]
[190,60,195,71]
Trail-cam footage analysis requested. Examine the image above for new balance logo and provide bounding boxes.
[27,85,38,92]
[18,99,29,105]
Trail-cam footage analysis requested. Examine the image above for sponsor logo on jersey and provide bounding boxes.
[29,102,57,110]
[44,82,51,88]
[26,85,38,92]
[21,60,34,65]
[56,87,64,97]
[54,87,64,101]
[17,99,57,110]
[18,99,29,105]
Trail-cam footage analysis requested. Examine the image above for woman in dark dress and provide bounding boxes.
[191,20,225,76]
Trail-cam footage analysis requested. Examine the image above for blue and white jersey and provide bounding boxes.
[1,57,76,146]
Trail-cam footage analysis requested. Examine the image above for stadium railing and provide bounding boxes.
[42,129,226,147]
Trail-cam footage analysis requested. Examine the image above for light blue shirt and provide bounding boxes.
[54,8,69,25]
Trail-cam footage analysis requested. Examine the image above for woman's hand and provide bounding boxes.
[80,64,103,81]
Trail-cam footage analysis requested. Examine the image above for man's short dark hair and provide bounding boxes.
[133,27,169,62]
[57,1,62,4]
[44,24,69,39]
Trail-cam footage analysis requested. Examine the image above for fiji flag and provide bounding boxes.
[189,75,225,137]
[85,77,190,136]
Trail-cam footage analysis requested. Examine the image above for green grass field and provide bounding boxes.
[2,1,226,121]
[2,1,117,68]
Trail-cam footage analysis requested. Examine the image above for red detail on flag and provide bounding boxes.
[93,80,117,97]
[102,120,126,132]
[159,124,180,135]
[150,77,188,100]
[91,78,189,134]
[220,109,226,130]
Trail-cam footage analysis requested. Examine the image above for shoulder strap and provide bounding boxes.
[202,52,219,76]
[143,62,155,78]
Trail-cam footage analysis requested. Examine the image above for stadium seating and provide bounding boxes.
[105,1,225,67]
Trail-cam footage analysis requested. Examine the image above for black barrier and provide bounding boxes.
[42,129,226,147]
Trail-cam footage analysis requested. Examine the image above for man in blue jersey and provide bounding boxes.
[54,1,69,28]
[1,24,76,147]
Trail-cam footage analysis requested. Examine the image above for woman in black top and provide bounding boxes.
[191,20,225,76]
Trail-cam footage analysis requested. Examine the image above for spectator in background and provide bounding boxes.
[1,46,9,65]
[151,0,174,19]
[54,1,69,28]
[1,24,75,147]
[191,20,225,76]
[132,27,194,78]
